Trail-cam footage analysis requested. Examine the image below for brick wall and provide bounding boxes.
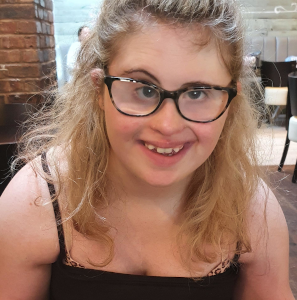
[0,0,55,104]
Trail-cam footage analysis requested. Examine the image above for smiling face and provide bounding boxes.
[102,24,233,189]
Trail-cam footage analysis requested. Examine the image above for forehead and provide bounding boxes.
[108,24,232,88]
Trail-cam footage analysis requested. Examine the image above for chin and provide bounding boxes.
[140,172,187,188]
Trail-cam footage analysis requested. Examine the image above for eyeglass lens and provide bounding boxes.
[111,80,229,122]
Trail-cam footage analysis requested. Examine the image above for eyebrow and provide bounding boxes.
[121,68,231,88]
[121,69,161,85]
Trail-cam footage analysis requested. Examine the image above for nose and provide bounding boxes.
[149,98,185,136]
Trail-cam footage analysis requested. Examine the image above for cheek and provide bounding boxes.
[104,103,142,146]
[194,116,227,149]
[102,86,144,142]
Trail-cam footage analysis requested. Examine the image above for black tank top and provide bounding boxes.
[41,153,240,300]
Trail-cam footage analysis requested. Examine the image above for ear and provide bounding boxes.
[90,68,105,109]
[90,68,104,86]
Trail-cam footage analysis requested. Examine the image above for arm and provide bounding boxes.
[234,185,295,300]
[0,163,59,300]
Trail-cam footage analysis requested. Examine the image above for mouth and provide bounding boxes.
[144,143,184,156]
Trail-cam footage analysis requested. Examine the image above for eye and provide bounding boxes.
[136,86,159,99]
[185,90,206,100]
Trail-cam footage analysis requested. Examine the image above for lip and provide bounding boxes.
[139,140,193,167]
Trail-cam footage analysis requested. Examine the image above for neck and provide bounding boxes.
[106,163,190,220]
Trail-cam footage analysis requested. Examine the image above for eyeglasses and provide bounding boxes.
[104,76,237,123]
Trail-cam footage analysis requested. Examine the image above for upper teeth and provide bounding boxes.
[145,143,184,154]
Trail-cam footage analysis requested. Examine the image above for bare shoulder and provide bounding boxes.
[0,157,60,300]
[242,181,288,260]
[234,181,294,300]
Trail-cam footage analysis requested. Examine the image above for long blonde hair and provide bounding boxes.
[16,0,265,266]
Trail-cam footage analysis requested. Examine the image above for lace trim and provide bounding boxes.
[207,258,231,276]
[64,251,231,277]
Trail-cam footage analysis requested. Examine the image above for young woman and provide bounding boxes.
[0,0,294,299]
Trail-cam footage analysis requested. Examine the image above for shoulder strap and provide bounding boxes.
[41,152,66,255]
[233,241,242,263]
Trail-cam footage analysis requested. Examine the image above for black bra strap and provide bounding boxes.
[41,152,66,256]
[233,241,242,263]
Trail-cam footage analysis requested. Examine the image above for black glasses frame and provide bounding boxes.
[104,76,237,123]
